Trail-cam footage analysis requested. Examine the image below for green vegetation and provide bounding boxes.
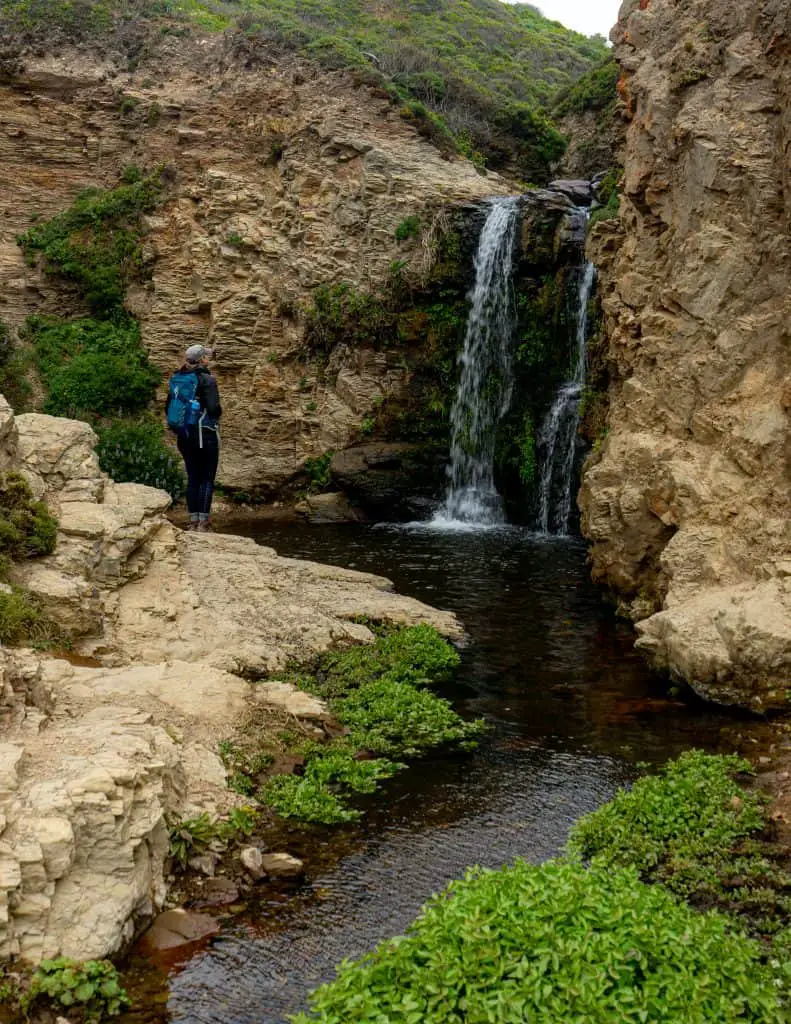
[294,858,787,1024]
[0,318,31,412]
[303,450,334,493]
[1,1,608,182]
[96,418,185,500]
[304,283,397,355]
[27,315,159,420]
[18,172,161,316]
[395,215,421,242]
[168,806,258,869]
[264,747,402,825]
[21,958,129,1021]
[14,172,184,499]
[294,752,791,1024]
[590,166,621,227]
[569,750,791,938]
[553,55,619,118]
[0,471,59,645]
[257,625,482,824]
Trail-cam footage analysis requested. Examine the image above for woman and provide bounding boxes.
[166,344,222,531]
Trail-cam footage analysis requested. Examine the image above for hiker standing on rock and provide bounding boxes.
[166,344,222,532]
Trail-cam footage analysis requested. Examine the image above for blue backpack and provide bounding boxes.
[166,371,202,437]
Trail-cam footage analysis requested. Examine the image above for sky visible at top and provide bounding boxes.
[503,0,622,39]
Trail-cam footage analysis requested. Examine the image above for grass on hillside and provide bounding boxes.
[0,0,610,181]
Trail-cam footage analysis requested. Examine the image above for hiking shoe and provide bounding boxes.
[196,520,212,532]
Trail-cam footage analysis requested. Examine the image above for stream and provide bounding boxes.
[122,522,732,1024]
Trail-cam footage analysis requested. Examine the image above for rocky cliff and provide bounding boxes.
[0,394,459,962]
[0,34,506,493]
[579,0,791,709]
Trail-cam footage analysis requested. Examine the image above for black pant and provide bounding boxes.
[178,431,219,515]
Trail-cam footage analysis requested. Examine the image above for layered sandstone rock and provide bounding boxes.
[0,398,461,961]
[0,36,505,494]
[579,0,791,709]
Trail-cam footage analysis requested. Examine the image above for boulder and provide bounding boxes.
[259,853,304,879]
[547,179,593,206]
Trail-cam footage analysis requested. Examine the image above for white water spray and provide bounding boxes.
[435,197,520,527]
[536,255,596,535]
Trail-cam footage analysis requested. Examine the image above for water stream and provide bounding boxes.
[438,197,519,526]
[122,524,732,1024]
[536,242,596,535]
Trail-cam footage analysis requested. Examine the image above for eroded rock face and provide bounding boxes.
[579,0,791,709]
[0,38,506,495]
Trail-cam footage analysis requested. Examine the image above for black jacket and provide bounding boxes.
[166,364,222,423]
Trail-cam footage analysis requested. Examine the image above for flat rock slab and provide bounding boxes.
[139,909,220,951]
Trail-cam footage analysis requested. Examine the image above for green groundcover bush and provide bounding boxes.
[293,858,788,1024]
[96,418,185,501]
[261,626,481,824]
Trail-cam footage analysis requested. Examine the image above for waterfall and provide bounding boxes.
[536,257,596,535]
[436,197,520,526]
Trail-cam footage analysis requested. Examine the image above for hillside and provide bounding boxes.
[0,0,609,181]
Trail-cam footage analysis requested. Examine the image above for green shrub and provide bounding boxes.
[0,0,113,37]
[22,957,129,1021]
[0,471,58,562]
[314,624,461,698]
[0,586,47,645]
[27,315,159,420]
[303,450,334,492]
[18,172,161,316]
[96,418,185,500]
[552,56,619,117]
[0,319,31,412]
[335,676,485,758]
[568,750,791,936]
[262,626,477,823]
[304,283,397,354]
[263,747,402,824]
[294,858,787,1024]
[395,216,421,242]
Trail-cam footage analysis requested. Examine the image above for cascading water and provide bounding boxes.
[436,197,520,526]
[536,249,596,536]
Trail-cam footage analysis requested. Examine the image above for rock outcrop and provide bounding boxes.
[0,37,506,494]
[0,398,461,962]
[579,0,791,709]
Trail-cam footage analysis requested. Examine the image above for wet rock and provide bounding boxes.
[295,491,367,524]
[260,853,304,879]
[192,877,240,908]
[139,909,220,952]
[330,443,446,520]
[240,846,265,881]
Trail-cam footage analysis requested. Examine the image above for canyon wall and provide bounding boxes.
[580,0,791,709]
[0,34,504,493]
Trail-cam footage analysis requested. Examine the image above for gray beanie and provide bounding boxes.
[185,344,208,364]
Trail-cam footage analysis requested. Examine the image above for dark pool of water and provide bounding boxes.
[123,523,733,1024]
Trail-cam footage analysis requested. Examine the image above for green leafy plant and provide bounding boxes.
[18,171,161,316]
[395,215,421,242]
[22,957,129,1022]
[262,626,479,824]
[303,450,334,493]
[304,283,397,355]
[168,806,258,870]
[263,747,402,824]
[0,318,31,412]
[293,858,787,1024]
[0,471,58,563]
[569,750,791,936]
[96,418,185,500]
